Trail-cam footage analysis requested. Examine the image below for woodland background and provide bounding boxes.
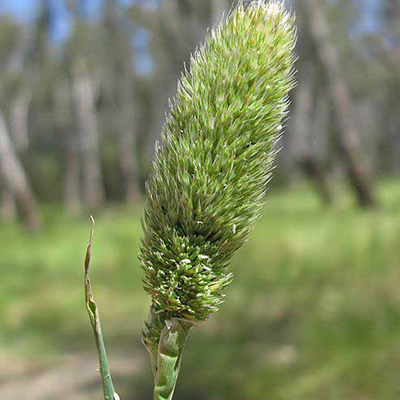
[0,1,399,399]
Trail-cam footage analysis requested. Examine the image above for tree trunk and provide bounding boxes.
[119,94,141,203]
[303,0,376,207]
[117,72,141,203]
[64,132,82,215]
[0,108,41,231]
[9,87,31,152]
[72,59,105,209]
[55,80,82,215]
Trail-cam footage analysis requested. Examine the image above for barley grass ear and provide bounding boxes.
[139,1,297,399]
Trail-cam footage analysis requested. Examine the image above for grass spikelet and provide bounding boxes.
[139,0,297,379]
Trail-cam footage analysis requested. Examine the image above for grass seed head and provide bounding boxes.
[140,0,297,346]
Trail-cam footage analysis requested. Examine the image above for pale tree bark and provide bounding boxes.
[0,108,40,230]
[72,59,105,209]
[303,0,376,207]
[64,140,82,214]
[118,82,141,203]
[119,130,141,203]
[291,65,333,205]
[55,80,82,215]
[9,87,32,152]
[1,88,31,218]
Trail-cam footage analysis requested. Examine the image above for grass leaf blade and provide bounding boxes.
[84,216,121,400]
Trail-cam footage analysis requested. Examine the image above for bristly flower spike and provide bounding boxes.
[139,1,297,398]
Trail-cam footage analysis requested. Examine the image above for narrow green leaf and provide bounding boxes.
[84,216,122,400]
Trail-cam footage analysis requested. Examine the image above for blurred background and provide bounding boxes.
[0,0,399,399]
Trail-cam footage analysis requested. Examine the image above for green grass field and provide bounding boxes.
[1,179,400,400]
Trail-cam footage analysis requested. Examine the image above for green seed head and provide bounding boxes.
[140,0,296,346]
